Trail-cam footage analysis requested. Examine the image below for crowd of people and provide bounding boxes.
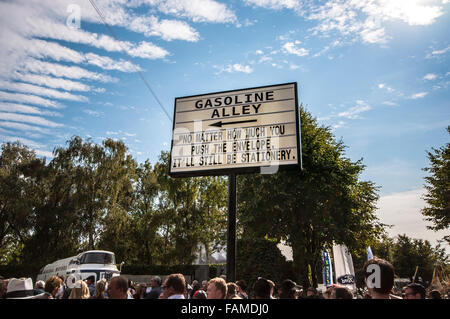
[1,257,447,300]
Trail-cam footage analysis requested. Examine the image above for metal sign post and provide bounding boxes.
[227,173,237,282]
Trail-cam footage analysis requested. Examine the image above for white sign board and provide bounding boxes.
[169,82,301,177]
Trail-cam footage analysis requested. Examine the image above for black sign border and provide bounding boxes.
[169,82,302,178]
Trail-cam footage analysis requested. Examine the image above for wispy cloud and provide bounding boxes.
[282,41,309,57]
[338,100,371,119]
[423,73,437,81]
[410,92,428,99]
[215,64,254,74]
[0,112,63,128]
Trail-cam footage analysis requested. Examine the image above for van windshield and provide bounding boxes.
[81,252,115,265]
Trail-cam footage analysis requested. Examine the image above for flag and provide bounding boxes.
[332,244,356,292]
[321,249,333,287]
[367,246,374,260]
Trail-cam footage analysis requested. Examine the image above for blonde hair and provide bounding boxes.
[94,279,106,299]
[209,277,227,299]
[69,280,91,299]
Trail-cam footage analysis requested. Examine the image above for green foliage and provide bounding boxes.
[0,137,227,272]
[236,237,294,290]
[238,107,385,287]
[422,126,450,243]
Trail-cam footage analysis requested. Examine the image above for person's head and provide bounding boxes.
[325,285,334,299]
[253,277,271,299]
[207,277,227,299]
[363,257,395,298]
[226,282,239,299]
[306,287,317,297]
[107,276,128,299]
[201,280,208,291]
[429,289,441,299]
[193,289,207,299]
[280,279,299,298]
[404,283,426,299]
[45,276,63,297]
[331,286,353,299]
[150,276,162,288]
[267,280,275,297]
[69,280,90,299]
[86,276,95,285]
[161,274,186,298]
[236,280,247,292]
[34,280,45,290]
[94,279,107,299]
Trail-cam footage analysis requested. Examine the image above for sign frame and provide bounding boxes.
[169,82,302,178]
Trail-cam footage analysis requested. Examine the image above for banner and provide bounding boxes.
[367,246,374,260]
[332,244,356,291]
[321,249,333,287]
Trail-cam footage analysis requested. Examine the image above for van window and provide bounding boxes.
[80,252,115,265]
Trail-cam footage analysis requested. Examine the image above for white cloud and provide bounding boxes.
[0,112,63,128]
[0,121,51,134]
[410,92,428,99]
[244,0,302,11]
[376,188,450,251]
[423,73,437,80]
[14,74,91,92]
[0,81,87,102]
[282,42,309,56]
[215,64,254,74]
[0,134,45,149]
[0,102,61,117]
[0,91,60,108]
[382,101,397,106]
[377,83,395,92]
[305,0,445,44]
[20,60,117,83]
[338,100,371,119]
[129,16,200,42]
[154,0,237,23]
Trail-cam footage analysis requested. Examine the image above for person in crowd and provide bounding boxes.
[5,278,38,298]
[236,279,248,299]
[325,285,335,299]
[133,283,147,299]
[403,283,426,299]
[363,257,401,299]
[253,277,271,299]
[34,280,45,295]
[69,280,91,299]
[226,282,242,299]
[144,276,162,299]
[201,280,208,292]
[0,278,8,299]
[107,276,129,299]
[306,287,318,299]
[267,279,276,299]
[429,289,442,299]
[127,279,136,299]
[85,276,95,297]
[92,279,107,299]
[207,277,227,299]
[159,273,186,299]
[279,279,299,299]
[191,281,201,298]
[329,286,353,299]
[185,284,193,299]
[44,276,63,299]
[193,289,207,299]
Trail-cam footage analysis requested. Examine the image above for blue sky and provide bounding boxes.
[0,0,449,250]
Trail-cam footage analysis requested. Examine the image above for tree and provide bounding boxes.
[238,107,385,288]
[0,142,43,264]
[422,126,450,244]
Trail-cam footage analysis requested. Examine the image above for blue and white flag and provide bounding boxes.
[367,246,374,260]
[321,249,333,287]
[332,244,356,292]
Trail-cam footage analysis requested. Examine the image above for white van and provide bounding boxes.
[36,250,121,284]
